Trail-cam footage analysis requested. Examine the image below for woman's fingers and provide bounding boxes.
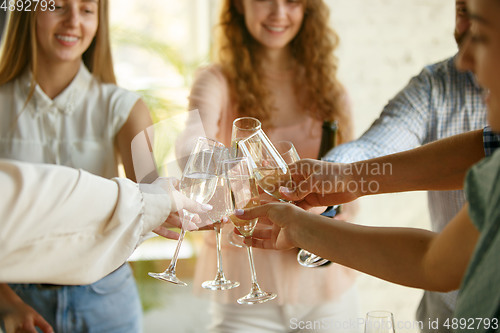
[233,204,274,221]
[153,226,180,240]
[251,227,273,239]
[279,180,312,201]
[170,190,212,214]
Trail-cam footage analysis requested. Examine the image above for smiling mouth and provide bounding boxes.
[55,34,79,43]
[265,25,286,33]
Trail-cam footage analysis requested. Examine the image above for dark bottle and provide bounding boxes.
[317,120,338,160]
[318,120,342,216]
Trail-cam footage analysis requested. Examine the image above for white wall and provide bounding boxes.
[328,0,456,134]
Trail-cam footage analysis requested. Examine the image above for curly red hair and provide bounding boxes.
[214,0,352,143]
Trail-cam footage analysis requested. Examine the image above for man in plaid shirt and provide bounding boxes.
[326,1,488,332]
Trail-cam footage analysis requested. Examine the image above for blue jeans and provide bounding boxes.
[9,264,142,333]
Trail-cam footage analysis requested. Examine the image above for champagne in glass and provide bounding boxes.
[148,137,225,286]
[229,141,297,248]
[229,185,260,237]
[230,117,261,158]
[227,117,261,247]
[180,172,218,203]
[223,157,277,304]
[238,130,292,202]
[202,153,241,290]
[253,166,292,200]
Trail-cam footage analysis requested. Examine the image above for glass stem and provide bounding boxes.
[214,223,226,280]
[166,210,192,274]
[245,241,260,291]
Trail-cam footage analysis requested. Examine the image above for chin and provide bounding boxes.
[487,107,500,133]
[489,123,500,133]
[262,41,290,50]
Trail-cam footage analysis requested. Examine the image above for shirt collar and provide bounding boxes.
[451,53,483,91]
[465,69,483,91]
[20,62,92,117]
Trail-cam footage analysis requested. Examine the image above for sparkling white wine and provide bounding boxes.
[229,198,260,237]
[180,172,218,204]
[228,177,260,237]
[254,166,292,200]
[231,138,263,159]
[207,177,232,222]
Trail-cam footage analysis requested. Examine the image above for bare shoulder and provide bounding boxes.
[193,64,228,86]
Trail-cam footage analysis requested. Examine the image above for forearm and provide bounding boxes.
[117,98,155,183]
[0,161,171,284]
[351,129,484,195]
[290,213,453,291]
[0,284,22,306]
[0,283,15,317]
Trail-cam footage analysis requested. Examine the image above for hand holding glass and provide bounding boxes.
[148,137,224,286]
[238,130,292,202]
[229,140,296,248]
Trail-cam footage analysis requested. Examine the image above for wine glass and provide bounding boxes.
[238,130,292,202]
[148,137,225,286]
[202,151,240,290]
[297,250,330,268]
[274,140,299,165]
[231,117,261,158]
[226,117,261,249]
[228,140,297,248]
[223,157,277,304]
[364,311,396,333]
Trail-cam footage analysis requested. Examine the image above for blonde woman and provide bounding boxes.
[187,0,357,331]
[0,1,152,332]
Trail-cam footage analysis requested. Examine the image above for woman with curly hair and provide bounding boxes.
[188,0,357,331]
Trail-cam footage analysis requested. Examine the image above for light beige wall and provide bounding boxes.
[327,0,456,135]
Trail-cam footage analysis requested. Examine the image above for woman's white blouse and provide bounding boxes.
[0,63,140,178]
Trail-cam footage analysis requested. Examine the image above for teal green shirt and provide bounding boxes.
[454,149,500,332]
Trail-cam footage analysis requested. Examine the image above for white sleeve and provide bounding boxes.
[0,159,171,285]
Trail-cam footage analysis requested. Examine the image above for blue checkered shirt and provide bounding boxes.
[325,55,487,315]
[483,127,500,156]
